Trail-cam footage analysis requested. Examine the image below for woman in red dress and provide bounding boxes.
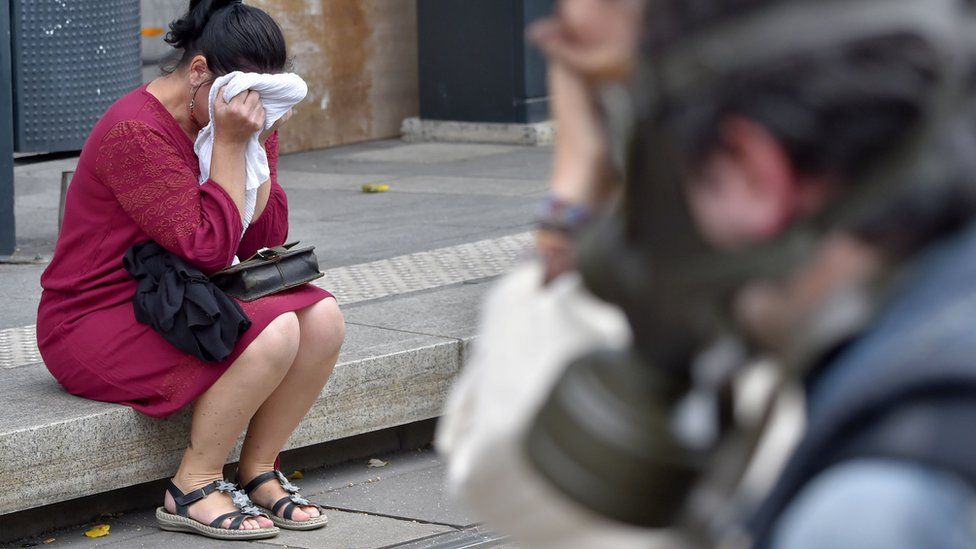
[36,0,343,540]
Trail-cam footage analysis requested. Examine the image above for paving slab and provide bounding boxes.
[279,141,551,182]
[1,517,157,549]
[280,171,543,198]
[340,143,518,165]
[273,170,398,192]
[344,281,489,343]
[267,510,456,549]
[285,186,535,229]
[91,507,457,549]
[292,450,445,497]
[292,449,478,529]
[321,462,477,528]
[388,526,517,549]
[0,267,46,329]
[309,222,532,271]
[385,175,543,198]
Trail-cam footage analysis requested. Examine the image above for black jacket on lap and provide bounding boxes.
[123,241,251,363]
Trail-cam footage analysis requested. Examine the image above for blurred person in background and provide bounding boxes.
[447,0,976,547]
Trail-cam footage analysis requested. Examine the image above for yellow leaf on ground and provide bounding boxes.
[288,470,304,480]
[84,524,110,538]
[362,184,390,194]
[43,538,56,544]
[367,458,388,468]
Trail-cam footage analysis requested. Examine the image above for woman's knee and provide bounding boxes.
[249,312,301,370]
[298,298,345,356]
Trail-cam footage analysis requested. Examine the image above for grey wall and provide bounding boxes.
[141,0,183,66]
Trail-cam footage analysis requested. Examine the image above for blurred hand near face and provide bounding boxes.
[530,0,645,84]
[259,108,294,146]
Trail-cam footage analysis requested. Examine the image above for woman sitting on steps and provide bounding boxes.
[36,0,344,541]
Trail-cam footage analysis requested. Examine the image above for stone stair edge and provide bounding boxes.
[1,328,477,516]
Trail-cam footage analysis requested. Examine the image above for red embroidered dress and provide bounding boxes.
[37,84,333,418]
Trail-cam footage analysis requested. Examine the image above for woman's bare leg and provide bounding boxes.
[164,312,301,530]
[238,298,345,521]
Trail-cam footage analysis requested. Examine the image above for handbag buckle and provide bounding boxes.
[256,247,279,260]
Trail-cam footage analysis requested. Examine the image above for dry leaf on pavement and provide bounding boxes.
[84,524,110,538]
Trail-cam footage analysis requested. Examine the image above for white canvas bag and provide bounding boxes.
[437,261,679,549]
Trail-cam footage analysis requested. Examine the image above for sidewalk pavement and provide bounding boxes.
[4,448,517,549]
[1,139,550,548]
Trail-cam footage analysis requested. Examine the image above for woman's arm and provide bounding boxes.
[238,132,289,260]
[95,120,245,273]
[249,131,280,224]
[209,86,268,219]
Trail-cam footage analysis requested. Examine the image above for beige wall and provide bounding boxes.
[249,0,420,154]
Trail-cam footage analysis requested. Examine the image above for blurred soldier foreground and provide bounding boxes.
[440,0,976,548]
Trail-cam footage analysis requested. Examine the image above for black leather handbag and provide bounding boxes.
[211,242,324,302]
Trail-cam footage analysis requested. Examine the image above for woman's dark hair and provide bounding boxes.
[163,0,287,75]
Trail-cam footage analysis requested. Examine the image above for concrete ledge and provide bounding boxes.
[0,282,490,516]
[401,117,555,146]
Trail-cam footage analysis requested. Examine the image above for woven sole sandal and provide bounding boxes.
[241,470,329,531]
[156,479,279,541]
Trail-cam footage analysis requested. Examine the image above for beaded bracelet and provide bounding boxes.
[538,196,593,235]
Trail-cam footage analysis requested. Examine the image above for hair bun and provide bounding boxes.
[165,0,240,50]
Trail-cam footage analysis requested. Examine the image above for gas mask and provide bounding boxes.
[525,0,976,542]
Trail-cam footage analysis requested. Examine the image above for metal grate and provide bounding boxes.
[0,232,533,369]
[11,0,142,152]
[0,324,38,370]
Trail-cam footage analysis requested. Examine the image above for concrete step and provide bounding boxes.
[0,280,490,517]
[401,117,555,147]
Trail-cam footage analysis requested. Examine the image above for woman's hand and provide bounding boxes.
[213,86,266,147]
[260,109,293,146]
[210,85,264,216]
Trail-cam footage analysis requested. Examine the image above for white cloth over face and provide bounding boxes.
[194,71,308,230]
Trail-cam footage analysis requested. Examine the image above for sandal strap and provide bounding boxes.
[230,513,253,530]
[209,511,244,529]
[271,495,324,520]
[271,496,293,517]
[209,511,261,530]
[166,479,220,517]
[242,471,280,495]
